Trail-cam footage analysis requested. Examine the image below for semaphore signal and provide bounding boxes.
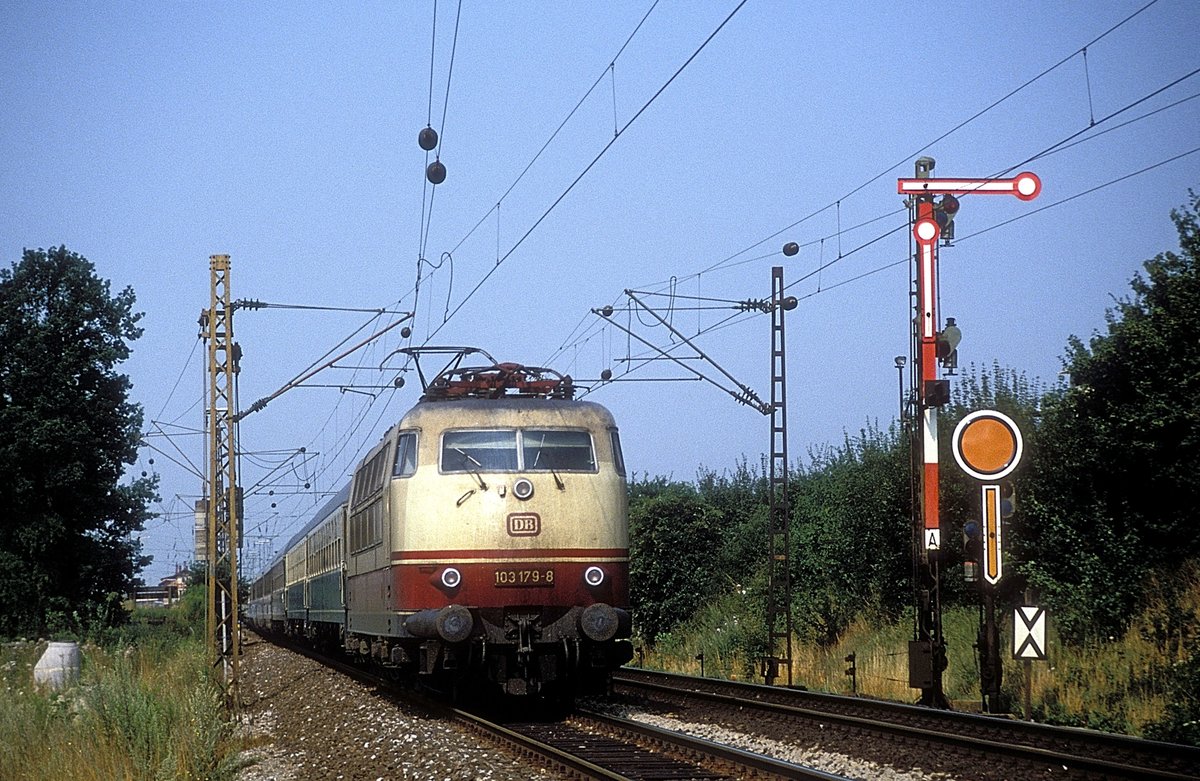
[896,158,1041,709]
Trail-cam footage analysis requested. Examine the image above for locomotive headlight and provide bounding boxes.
[513,478,535,500]
[440,567,462,590]
[583,566,606,587]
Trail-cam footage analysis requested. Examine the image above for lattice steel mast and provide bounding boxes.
[764,265,793,686]
[203,253,241,711]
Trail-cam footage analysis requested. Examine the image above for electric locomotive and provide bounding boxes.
[248,351,632,701]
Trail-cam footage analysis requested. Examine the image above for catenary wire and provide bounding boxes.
[421,0,750,346]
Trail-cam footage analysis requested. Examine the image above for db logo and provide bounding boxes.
[507,513,541,537]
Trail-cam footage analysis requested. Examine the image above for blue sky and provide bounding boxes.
[2,1,1197,582]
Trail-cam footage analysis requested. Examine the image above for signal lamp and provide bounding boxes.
[924,379,951,407]
[584,566,606,587]
[962,520,982,584]
[935,194,959,242]
[937,317,962,371]
[937,317,962,359]
[1000,481,1016,517]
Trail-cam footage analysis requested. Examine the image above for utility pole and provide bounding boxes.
[202,253,242,712]
[896,160,1040,708]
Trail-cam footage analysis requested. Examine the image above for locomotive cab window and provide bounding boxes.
[442,430,518,472]
[393,431,417,477]
[441,428,596,473]
[523,429,594,472]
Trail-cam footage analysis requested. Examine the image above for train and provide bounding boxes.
[246,352,633,703]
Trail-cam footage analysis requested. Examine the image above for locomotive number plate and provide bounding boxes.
[494,568,555,587]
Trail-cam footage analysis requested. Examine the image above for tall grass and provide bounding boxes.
[0,609,240,781]
[637,564,1200,737]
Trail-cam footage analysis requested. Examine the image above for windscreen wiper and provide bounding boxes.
[533,436,565,491]
[453,447,488,491]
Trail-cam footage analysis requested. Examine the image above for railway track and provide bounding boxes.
[259,632,851,780]
[611,667,1200,781]
[466,709,851,780]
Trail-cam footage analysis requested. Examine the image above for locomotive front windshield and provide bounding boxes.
[442,429,595,473]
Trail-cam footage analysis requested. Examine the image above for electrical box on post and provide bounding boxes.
[908,640,934,689]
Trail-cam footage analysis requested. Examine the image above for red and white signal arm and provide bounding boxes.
[952,410,1023,481]
[896,172,1041,201]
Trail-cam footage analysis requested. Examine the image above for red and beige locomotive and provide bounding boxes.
[247,352,632,700]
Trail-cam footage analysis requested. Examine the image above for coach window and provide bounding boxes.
[393,431,417,477]
[442,430,518,472]
[523,430,595,472]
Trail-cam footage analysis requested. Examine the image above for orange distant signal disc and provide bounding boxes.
[952,410,1023,481]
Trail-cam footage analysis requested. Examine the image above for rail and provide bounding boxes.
[613,668,1200,781]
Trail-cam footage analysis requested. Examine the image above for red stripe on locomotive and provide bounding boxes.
[393,552,628,609]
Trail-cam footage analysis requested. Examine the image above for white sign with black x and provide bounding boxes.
[1013,606,1047,660]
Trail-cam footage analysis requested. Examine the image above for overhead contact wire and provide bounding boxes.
[675,0,1163,284]
[425,0,749,345]
[446,0,662,264]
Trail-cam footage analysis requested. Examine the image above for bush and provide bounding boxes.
[0,608,239,781]
[1144,641,1200,746]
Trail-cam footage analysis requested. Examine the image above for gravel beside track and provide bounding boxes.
[235,636,562,781]
[587,700,958,781]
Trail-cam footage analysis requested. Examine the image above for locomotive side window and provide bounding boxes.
[352,448,388,506]
[523,429,595,472]
[442,430,518,472]
[350,446,389,553]
[393,431,418,477]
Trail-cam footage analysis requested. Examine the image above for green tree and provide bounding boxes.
[0,246,156,636]
[628,483,724,644]
[1022,192,1200,641]
[790,424,911,645]
[695,458,770,581]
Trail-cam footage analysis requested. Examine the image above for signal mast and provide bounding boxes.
[896,158,1040,707]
